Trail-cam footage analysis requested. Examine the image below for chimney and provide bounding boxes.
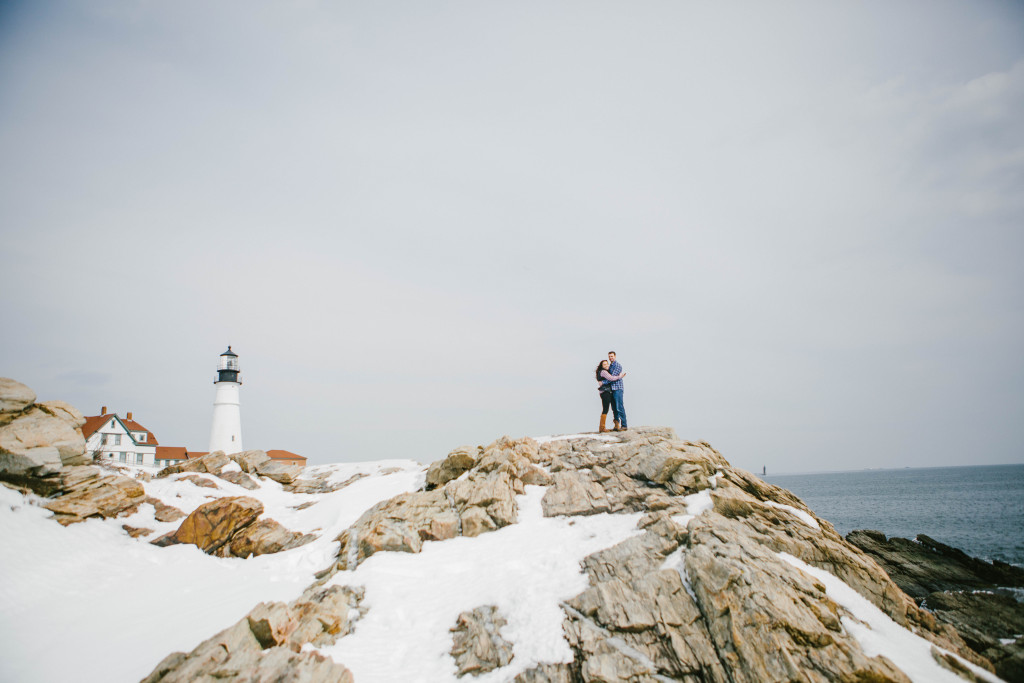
[101,406,107,415]
[127,411,133,421]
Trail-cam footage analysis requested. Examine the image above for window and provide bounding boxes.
[136,454,144,464]
[118,453,126,462]
[137,432,146,442]
[112,434,121,446]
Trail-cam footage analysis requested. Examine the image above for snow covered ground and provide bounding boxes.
[0,439,1009,683]
[0,460,423,683]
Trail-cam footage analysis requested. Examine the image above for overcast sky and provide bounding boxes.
[1,1,1021,473]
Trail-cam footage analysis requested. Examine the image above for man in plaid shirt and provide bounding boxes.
[607,351,627,431]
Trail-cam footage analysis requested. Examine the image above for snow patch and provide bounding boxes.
[672,488,714,527]
[660,549,698,603]
[762,500,820,530]
[318,485,643,682]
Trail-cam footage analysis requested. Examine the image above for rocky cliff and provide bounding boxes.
[142,429,1002,682]
[0,377,1012,683]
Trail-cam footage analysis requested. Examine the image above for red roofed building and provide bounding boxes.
[266,450,308,467]
[82,407,164,467]
[154,446,189,466]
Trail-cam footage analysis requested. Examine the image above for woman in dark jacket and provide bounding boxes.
[595,360,626,432]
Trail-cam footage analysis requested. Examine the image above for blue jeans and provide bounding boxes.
[611,390,626,428]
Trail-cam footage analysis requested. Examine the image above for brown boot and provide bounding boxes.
[613,420,621,431]
[599,414,608,433]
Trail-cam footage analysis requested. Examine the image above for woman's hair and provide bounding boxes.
[595,361,607,381]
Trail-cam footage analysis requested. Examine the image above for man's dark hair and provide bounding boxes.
[608,350,616,355]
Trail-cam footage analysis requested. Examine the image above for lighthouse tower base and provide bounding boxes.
[209,381,243,454]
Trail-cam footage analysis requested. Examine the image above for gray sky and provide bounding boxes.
[2,1,1022,473]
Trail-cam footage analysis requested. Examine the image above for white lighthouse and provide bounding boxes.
[208,346,243,454]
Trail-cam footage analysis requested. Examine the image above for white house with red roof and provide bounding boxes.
[82,407,163,467]
[82,409,215,469]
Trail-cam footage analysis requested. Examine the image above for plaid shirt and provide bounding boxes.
[608,361,624,391]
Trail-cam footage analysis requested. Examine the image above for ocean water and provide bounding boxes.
[767,464,1024,567]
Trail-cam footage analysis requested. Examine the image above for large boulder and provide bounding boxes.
[41,466,147,525]
[228,518,316,558]
[254,459,303,485]
[232,449,272,474]
[425,445,479,489]
[0,400,88,473]
[152,496,264,554]
[447,470,520,537]
[335,489,456,569]
[0,444,62,478]
[0,378,36,426]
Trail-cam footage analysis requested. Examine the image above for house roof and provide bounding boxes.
[121,418,160,445]
[81,413,160,446]
[155,446,187,460]
[81,415,113,440]
[267,449,307,463]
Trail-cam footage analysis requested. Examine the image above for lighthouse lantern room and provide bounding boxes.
[208,346,243,455]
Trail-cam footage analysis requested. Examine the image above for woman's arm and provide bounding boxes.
[600,370,625,381]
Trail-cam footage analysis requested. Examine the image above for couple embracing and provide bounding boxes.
[595,350,627,432]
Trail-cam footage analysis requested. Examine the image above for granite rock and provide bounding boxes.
[450,605,515,676]
[152,496,263,554]
[228,518,317,558]
[0,377,35,426]
[142,584,364,682]
[232,449,272,474]
[217,469,260,490]
[426,445,480,490]
[157,451,231,477]
[41,466,146,525]
[255,459,304,484]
